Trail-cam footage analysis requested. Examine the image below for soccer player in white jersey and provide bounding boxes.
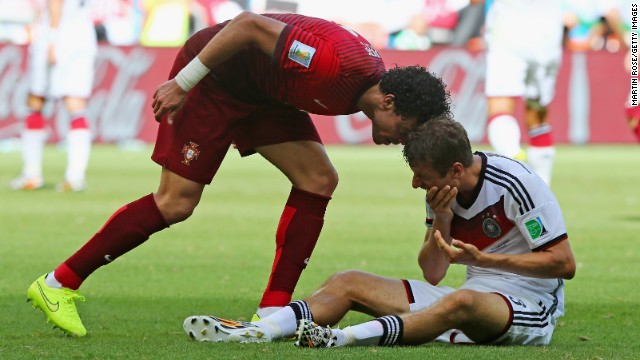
[182,117,576,347]
[10,0,97,192]
[480,0,564,185]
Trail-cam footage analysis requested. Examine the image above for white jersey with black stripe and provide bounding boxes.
[424,152,567,310]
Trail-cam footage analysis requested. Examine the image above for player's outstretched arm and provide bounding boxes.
[152,12,287,121]
[434,231,576,279]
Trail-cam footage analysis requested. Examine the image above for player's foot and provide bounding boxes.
[26,274,87,337]
[294,319,337,348]
[514,149,527,162]
[183,315,272,343]
[9,176,43,190]
[56,180,86,192]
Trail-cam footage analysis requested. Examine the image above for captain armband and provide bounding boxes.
[174,56,211,92]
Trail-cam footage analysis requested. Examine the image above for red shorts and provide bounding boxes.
[151,47,322,185]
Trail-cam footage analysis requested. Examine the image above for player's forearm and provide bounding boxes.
[418,220,451,284]
[479,241,575,279]
[175,12,286,92]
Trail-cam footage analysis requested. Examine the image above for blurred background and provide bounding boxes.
[0,0,635,147]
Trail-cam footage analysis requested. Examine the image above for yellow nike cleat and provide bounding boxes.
[27,274,87,337]
[514,149,527,162]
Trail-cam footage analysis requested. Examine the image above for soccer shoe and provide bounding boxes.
[183,315,272,343]
[294,319,337,348]
[56,180,87,193]
[251,313,260,322]
[9,176,43,191]
[26,274,87,337]
[514,149,527,162]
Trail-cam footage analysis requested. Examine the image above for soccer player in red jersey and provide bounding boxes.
[26,11,451,337]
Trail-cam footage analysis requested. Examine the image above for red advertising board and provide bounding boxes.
[0,44,634,144]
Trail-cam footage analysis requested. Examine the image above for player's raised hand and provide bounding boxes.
[434,230,483,266]
[426,185,458,221]
[152,79,187,123]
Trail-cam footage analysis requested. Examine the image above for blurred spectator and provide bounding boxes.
[139,0,191,47]
[0,0,39,44]
[194,0,244,25]
[92,0,143,45]
[562,0,623,52]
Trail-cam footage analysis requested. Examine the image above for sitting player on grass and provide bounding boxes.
[183,117,576,347]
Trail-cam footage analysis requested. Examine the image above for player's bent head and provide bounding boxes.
[402,117,473,177]
[380,66,451,126]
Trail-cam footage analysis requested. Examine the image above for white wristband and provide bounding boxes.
[174,56,211,92]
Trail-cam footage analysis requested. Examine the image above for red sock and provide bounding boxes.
[259,187,331,307]
[529,124,554,147]
[25,112,46,130]
[54,194,169,289]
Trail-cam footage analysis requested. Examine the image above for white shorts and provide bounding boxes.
[485,45,560,107]
[28,23,97,99]
[403,278,561,345]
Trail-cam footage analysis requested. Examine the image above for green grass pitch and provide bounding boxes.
[1,144,639,359]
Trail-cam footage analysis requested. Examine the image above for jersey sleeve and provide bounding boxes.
[272,24,339,85]
[423,191,435,228]
[505,174,568,251]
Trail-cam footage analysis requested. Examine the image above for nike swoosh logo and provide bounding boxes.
[37,281,60,312]
[314,99,328,109]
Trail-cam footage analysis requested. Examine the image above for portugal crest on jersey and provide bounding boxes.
[181,142,200,165]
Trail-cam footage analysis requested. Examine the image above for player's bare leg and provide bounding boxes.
[525,101,554,185]
[254,141,337,318]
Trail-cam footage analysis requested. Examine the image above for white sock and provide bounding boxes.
[21,129,47,179]
[256,306,282,318]
[339,321,384,346]
[254,307,297,339]
[487,114,523,158]
[527,146,555,185]
[45,271,63,288]
[65,129,91,183]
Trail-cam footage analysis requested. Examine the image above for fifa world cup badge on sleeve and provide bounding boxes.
[181,142,201,165]
[288,40,316,68]
[524,214,549,244]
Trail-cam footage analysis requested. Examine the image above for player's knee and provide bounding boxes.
[303,168,339,196]
[155,195,199,224]
[440,290,476,319]
[323,270,364,294]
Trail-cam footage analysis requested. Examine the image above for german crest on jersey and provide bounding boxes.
[482,216,502,238]
[181,142,200,165]
[288,40,316,68]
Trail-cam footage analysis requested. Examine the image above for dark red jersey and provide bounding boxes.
[189,13,386,115]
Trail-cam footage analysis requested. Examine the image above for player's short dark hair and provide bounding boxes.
[380,65,451,125]
[402,117,473,177]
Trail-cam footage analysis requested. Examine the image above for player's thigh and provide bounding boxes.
[331,271,413,317]
[234,107,336,194]
[485,46,527,98]
[27,38,49,97]
[455,291,511,342]
[524,58,560,107]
